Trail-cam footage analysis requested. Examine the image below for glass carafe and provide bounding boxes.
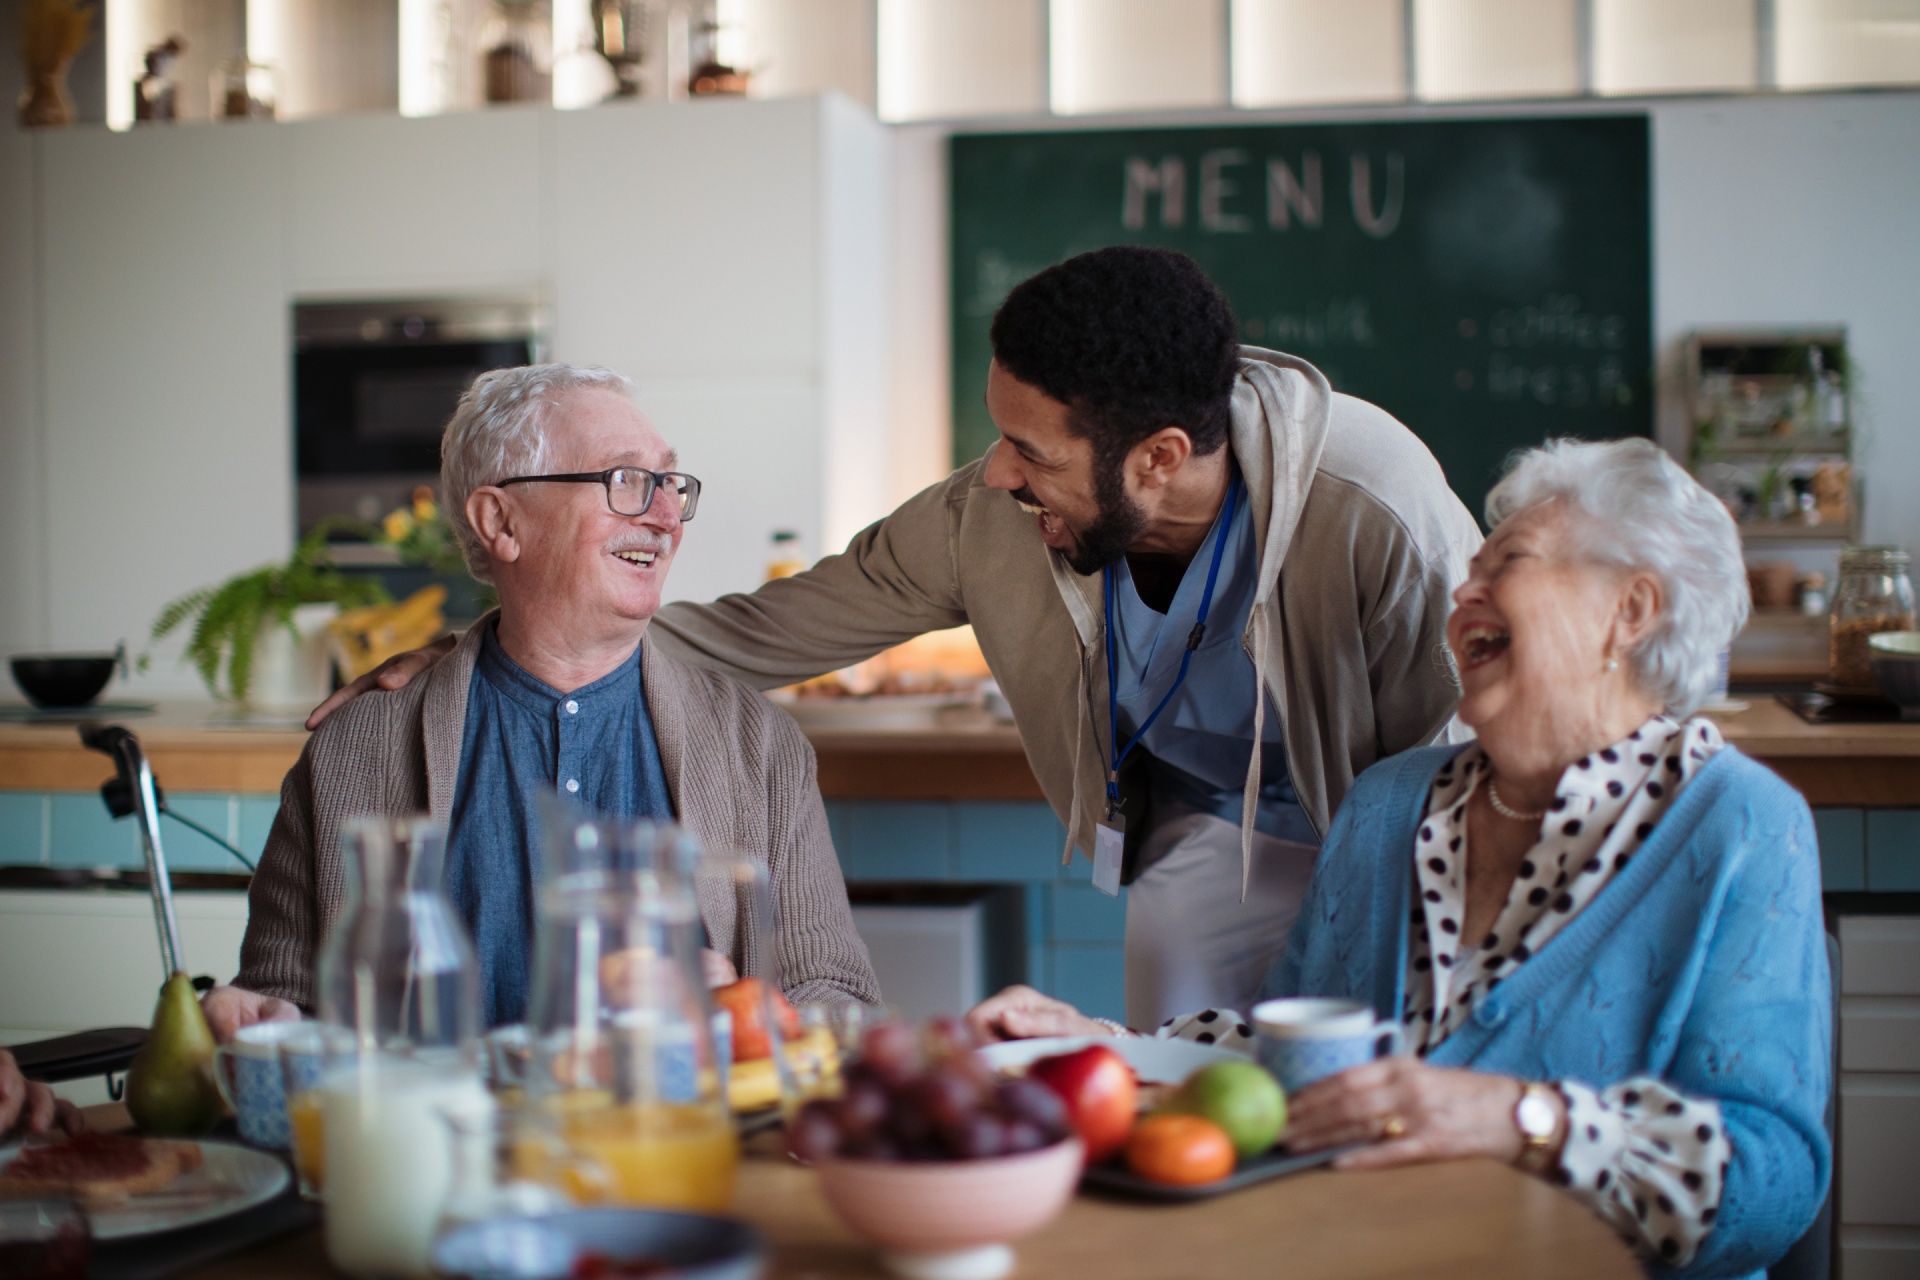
[316,817,488,1280]
[523,815,740,1212]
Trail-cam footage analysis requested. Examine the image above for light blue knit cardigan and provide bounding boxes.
[1263,744,1832,1280]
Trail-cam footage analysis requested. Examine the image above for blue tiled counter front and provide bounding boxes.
[5,791,1912,1024]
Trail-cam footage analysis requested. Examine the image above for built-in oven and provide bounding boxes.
[294,295,547,532]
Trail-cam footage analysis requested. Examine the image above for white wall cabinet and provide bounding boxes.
[16,95,891,696]
[38,123,291,662]
[0,133,47,655]
[285,107,545,295]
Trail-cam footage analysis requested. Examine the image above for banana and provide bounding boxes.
[727,1058,782,1112]
[726,1029,841,1113]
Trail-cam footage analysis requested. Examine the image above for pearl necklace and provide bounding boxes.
[1485,777,1546,822]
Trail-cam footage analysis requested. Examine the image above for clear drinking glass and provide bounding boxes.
[276,1022,353,1201]
[437,1107,603,1231]
[314,816,488,1280]
[523,812,740,1212]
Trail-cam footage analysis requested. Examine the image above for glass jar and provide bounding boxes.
[481,0,552,104]
[315,817,486,1280]
[1829,547,1917,689]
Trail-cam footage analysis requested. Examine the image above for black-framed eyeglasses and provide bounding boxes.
[497,467,702,521]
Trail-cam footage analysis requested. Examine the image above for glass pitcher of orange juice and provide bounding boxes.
[521,817,739,1212]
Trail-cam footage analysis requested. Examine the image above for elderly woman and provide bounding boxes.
[204,363,879,1035]
[970,438,1829,1278]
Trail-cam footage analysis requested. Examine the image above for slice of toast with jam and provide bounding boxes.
[0,1132,204,1203]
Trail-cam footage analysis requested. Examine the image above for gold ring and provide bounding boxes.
[1378,1114,1407,1140]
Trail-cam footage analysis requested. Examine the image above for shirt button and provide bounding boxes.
[564,778,580,794]
[1474,1001,1506,1029]
[564,700,579,715]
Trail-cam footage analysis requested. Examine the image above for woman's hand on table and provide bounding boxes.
[305,634,457,730]
[0,1048,84,1141]
[201,985,302,1045]
[966,985,1116,1042]
[1284,1058,1547,1171]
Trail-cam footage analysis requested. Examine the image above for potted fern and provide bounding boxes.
[151,524,388,706]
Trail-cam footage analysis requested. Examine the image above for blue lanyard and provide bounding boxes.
[1103,475,1240,820]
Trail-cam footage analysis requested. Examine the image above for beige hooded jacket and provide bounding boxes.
[654,348,1484,891]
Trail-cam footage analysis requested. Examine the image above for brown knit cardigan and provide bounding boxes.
[233,619,880,1011]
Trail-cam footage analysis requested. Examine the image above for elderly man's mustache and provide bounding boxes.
[605,533,672,555]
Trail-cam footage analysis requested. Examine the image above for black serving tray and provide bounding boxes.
[1081,1143,1355,1202]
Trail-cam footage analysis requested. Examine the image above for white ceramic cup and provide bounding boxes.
[1250,998,1405,1095]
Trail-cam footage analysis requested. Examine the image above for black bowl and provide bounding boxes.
[10,654,117,709]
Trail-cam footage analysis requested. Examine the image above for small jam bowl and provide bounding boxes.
[814,1138,1083,1280]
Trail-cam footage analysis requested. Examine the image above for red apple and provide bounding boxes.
[1027,1044,1137,1164]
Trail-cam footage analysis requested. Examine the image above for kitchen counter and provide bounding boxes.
[0,698,1914,805]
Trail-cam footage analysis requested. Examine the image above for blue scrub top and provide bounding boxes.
[1108,475,1318,846]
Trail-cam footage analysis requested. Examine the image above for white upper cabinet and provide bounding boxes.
[38,123,290,655]
[550,96,826,383]
[285,108,545,295]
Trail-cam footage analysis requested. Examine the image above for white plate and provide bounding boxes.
[0,1138,290,1240]
[976,1035,1243,1084]
[775,692,973,730]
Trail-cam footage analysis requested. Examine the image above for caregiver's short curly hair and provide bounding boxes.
[1486,437,1749,717]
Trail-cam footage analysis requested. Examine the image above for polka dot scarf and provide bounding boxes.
[1407,714,1733,1266]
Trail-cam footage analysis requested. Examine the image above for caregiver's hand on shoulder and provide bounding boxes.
[1283,1058,1535,1171]
[306,635,458,730]
[966,985,1114,1043]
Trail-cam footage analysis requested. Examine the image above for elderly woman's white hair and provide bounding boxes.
[440,362,636,582]
[1485,437,1749,717]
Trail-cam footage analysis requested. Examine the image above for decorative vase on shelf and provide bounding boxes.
[18,72,73,126]
[17,0,94,128]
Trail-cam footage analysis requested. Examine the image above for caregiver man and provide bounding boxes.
[315,247,1481,1028]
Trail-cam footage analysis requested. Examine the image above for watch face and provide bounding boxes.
[1517,1091,1556,1138]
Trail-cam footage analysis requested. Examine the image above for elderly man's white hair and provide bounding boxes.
[440,362,636,583]
[1485,437,1749,717]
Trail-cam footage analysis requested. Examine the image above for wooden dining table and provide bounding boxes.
[80,1103,1641,1280]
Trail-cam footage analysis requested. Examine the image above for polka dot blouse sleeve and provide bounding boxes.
[1154,1008,1257,1054]
[1555,1077,1732,1267]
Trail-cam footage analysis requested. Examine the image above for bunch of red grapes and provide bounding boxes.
[787,1016,1072,1163]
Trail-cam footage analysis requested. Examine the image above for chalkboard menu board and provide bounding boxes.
[950,115,1652,518]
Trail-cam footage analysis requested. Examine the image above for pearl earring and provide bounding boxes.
[1605,657,1620,673]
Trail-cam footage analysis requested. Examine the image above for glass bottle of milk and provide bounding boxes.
[315,816,486,1280]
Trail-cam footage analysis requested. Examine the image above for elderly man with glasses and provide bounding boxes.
[202,363,880,1037]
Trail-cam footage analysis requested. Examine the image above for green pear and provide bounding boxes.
[125,971,224,1136]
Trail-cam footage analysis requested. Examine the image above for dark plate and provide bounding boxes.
[1081,1143,1355,1202]
[0,700,154,723]
[1777,692,1905,725]
[431,1207,764,1280]
[1811,680,1894,706]
[736,1105,784,1137]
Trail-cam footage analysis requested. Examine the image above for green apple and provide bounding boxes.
[1165,1061,1286,1159]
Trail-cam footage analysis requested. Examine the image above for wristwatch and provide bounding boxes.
[1513,1082,1562,1173]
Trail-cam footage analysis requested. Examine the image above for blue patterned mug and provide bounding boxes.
[1251,998,1406,1095]
[213,1019,319,1149]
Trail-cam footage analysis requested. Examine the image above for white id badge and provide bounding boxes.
[1092,819,1125,897]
